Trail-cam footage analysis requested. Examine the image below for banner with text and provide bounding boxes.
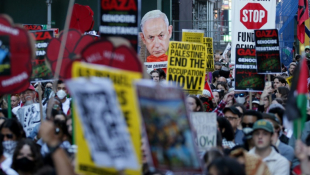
[30,30,54,81]
[254,29,281,74]
[100,0,140,52]
[190,112,216,152]
[72,62,142,175]
[235,48,265,91]
[182,29,204,43]
[167,41,207,94]
[144,61,167,71]
[203,37,214,72]
[231,0,276,64]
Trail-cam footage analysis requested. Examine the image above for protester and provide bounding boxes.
[11,139,43,175]
[249,120,290,175]
[223,106,244,145]
[287,62,297,76]
[150,70,160,82]
[0,136,18,174]
[207,157,246,175]
[211,70,220,89]
[217,117,235,149]
[0,119,25,158]
[56,80,71,115]
[273,76,287,90]
[187,95,204,112]
[10,95,19,109]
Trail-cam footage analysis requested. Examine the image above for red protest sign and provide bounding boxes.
[81,39,142,73]
[0,15,35,94]
[69,4,94,34]
[46,29,95,79]
[240,3,267,30]
[23,24,44,30]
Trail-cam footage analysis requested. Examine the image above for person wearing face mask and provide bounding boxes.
[234,92,246,105]
[15,85,45,137]
[11,139,43,175]
[42,82,54,106]
[0,119,25,158]
[0,135,18,175]
[56,80,71,115]
[240,110,262,151]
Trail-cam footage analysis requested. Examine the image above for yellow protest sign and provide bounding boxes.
[203,37,214,72]
[72,62,142,175]
[167,41,207,94]
[182,29,204,43]
[286,76,293,87]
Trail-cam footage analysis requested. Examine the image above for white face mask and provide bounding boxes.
[235,96,245,104]
[57,90,67,100]
[3,140,17,155]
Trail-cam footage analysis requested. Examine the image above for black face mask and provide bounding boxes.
[15,157,35,173]
[44,87,52,98]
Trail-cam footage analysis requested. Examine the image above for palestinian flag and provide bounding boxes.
[285,58,309,138]
[297,0,309,43]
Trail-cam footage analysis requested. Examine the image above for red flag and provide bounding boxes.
[204,81,214,99]
[297,0,309,43]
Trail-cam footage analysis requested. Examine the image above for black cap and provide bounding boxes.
[223,106,241,118]
[262,113,280,125]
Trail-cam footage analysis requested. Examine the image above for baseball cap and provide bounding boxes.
[27,85,35,91]
[262,113,280,125]
[223,106,241,118]
[252,119,274,134]
[202,90,211,97]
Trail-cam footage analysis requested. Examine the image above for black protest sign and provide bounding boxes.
[235,48,265,91]
[100,0,140,52]
[30,30,54,81]
[254,29,281,73]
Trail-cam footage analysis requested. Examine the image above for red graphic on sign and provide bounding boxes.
[46,29,95,79]
[240,3,268,30]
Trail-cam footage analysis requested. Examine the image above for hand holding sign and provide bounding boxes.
[0,15,35,94]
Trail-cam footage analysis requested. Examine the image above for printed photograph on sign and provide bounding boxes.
[0,35,11,76]
[140,10,172,70]
[67,77,139,170]
[254,29,281,74]
[235,48,265,91]
[136,80,201,172]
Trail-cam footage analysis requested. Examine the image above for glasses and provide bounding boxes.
[225,116,238,121]
[234,93,245,98]
[0,134,13,139]
[242,122,254,128]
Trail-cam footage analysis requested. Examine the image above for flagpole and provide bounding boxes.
[268,75,272,105]
[249,91,252,110]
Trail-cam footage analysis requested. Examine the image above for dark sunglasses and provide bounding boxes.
[234,93,245,98]
[242,122,254,128]
[0,134,13,139]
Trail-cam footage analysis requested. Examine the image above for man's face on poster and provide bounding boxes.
[140,18,172,57]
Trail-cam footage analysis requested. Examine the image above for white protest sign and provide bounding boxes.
[66,77,138,170]
[144,61,167,71]
[16,103,44,137]
[190,112,217,151]
[231,1,276,64]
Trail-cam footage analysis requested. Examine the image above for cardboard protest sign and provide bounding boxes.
[135,80,201,172]
[23,24,47,30]
[231,1,276,64]
[254,29,281,73]
[182,29,204,43]
[0,15,35,94]
[72,62,142,175]
[144,61,167,72]
[81,38,142,73]
[46,29,94,79]
[167,41,207,94]
[67,77,138,171]
[70,4,94,33]
[235,48,265,91]
[15,103,43,137]
[190,112,217,152]
[203,37,214,72]
[30,30,54,81]
[100,0,140,51]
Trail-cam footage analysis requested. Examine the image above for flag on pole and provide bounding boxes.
[285,58,309,138]
[297,0,309,44]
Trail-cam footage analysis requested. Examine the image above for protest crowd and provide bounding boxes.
[0,0,310,175]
